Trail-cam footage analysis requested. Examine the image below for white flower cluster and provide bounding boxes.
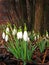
[2,24,30,42]
[2,24,49,42]
[2,27,9,42]
[17,25,29,41]
[32,31,40,41]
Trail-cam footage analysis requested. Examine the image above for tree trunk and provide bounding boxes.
[34,0,44,34]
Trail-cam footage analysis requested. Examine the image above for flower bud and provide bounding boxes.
[24,23,27,31]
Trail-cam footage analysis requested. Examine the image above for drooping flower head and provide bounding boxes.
[12,24,17,36]
[34,35,36,41]
[2,32,5,39]
[46,30,48,38]
[23,23,28,41]
[37,32,40,40]
[6,27,9,34]
[5,35,8,42]
[17,26,22,39]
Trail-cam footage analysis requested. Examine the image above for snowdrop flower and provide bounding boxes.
[6,27,9,34]
[23,23,28,41]
[46,34,48,38]
[23,31,28,41]
[12,28,17,36]
[2,32,5,39]
[33,33,36,37]
[46,31,48,38]
[17,32,22,39]
[32,30,35,34]
[34,36,36,41]
[37,34,40,39]
[5,35,8,42]
[17,26,22,39]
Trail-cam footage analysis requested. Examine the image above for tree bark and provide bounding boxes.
[34,0,44,34]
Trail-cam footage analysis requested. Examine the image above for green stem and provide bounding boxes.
[23,62,26,65]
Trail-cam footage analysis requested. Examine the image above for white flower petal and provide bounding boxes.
[12,29,17,35]
[17,32,22,39]
[2,32,5,39]
[6,27,9,34]
[23,31,28,41]
[5,35,8,42]
[34,36,36,41]
[46,34,48,38]
[37,35,39,39]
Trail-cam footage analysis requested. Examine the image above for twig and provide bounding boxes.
[42,49,47,64]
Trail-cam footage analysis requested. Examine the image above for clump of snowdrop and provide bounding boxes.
[17,26,23,39]
[2,31,9,42]
[2,23,30,42]
[2,25,10,42]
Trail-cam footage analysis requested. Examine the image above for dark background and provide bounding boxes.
[0,0,49,34]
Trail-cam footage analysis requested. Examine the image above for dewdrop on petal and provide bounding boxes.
[2,32,5,39]
[5,35,8,42]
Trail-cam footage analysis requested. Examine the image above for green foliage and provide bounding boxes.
[29,30,35,42]
[2,23,49,65]
[38,39,46,53]
[5,37,36,61]
[38,38,49,53]
[46,39,49,48]
[4,23,37,65]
